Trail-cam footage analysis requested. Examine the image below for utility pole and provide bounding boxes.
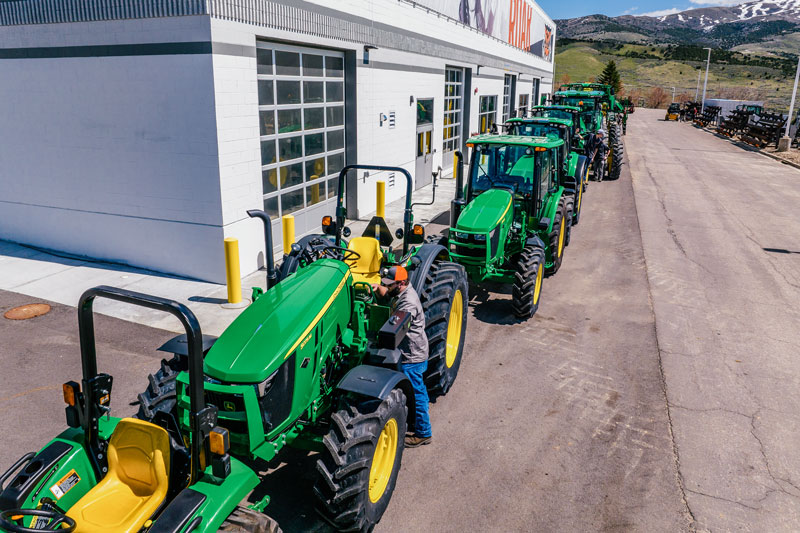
[671,87,676,102]
[701,47,712,113]
[694,69,701,101]
[778,56,800,152]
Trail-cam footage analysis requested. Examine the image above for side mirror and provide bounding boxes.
[409,224,425,244]
[395,228,404,240]
[342,227,352,238]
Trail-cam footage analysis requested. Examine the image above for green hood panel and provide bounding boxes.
[203,259,351,383]
[456,189,513,233]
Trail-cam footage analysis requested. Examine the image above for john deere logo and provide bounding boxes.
[224,401,236,411]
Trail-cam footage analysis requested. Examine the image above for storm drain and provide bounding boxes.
[4,303,51,320]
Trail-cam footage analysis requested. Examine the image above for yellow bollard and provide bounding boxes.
[282,214,295,255]
[223,237,242,304]
[376,180,386,218]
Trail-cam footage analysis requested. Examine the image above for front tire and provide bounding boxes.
[314,389,407,532]
[608,123,624,180]
[135,356,183,422]
[420,261,469,397]
[511,243,545,319]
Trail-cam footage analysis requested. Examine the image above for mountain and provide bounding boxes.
[556,0,800,48]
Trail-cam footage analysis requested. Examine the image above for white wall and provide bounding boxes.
[0,17,229,282]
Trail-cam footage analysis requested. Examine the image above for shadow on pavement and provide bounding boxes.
[247,448,334,533]
[468,283,522,325]
[763,247,800,255]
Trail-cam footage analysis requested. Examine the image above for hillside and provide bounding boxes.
[556,0,800,48]
[554,41,793,109]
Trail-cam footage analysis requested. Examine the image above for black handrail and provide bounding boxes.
[78,286,207,482]
[336,165,414,255]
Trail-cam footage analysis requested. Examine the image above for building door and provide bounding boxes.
[256,42,347,238]
[415,98,434,189]
[442,67,464,169]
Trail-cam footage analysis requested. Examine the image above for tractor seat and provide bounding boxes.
[66,418,171,533]
[346,237,384,284]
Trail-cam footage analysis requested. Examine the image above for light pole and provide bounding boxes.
[701,47,712,113]
[671,87,676,102]
[779,56,800,152]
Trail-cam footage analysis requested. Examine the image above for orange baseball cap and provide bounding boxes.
[381,265,408,285]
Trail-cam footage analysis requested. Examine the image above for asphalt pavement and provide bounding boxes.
[2,108,799,532]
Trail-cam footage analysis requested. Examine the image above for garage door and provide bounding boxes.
[257,42,346,236]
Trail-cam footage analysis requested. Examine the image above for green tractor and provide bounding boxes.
[553,84,625,181]
[441,134,572,319]
[505,116,590,229]
[0,167,469,533]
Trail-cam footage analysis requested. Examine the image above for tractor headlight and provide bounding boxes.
[255,369,279,398]
[453,231,468,240]
[473,233,487,242]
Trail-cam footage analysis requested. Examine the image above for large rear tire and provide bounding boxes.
[563,196,575,247]
[314,389,407,533]
[608,122,624,180]
[511,243,546,319]
[135,356,183,421]
[219,506,283,533]
[546,202,567,275]
[420,261,469,397]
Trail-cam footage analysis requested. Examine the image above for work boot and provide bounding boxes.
[404,435,432,448]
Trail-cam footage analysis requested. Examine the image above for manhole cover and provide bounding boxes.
[4,303,51,320]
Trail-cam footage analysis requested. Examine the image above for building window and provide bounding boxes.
[532,78,541,107]
[518,94,529,118]
[479,95,497,134]
[502,74,513,122]
[443,67,464,164]
[257,43,346,218]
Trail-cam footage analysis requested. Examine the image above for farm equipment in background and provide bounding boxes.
[740,112,787,148]
[441,135,572,319]
[684,101,701,122]
[716,104,762,138]
[693,106,722,127]
[665,103,681,121]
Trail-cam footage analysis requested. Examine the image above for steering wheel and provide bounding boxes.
[321,245,361,262]
[0,509,76,533]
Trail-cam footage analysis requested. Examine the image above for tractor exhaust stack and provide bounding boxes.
[451,151,466,226]
[247,209,278,291]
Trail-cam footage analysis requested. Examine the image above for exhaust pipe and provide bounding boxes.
[450,151,466,226]
[247,209,278,290]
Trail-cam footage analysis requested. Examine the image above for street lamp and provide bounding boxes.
[779,56,800,152]
[701,47,712,113]
[694,69,701,101]
[671,87,676,102]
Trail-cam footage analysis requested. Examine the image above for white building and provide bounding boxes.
[0,0,555,283]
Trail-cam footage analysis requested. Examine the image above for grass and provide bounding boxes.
[555,41,794,110]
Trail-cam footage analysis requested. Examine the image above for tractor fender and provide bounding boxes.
[543,187,566,234]
[336,365,416,427]
[408,243,449,295]
[525,234,547,250]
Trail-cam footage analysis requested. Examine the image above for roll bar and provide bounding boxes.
[78,286,210,482]
[336,165,414,255]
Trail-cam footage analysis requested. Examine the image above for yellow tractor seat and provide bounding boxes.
[346,237,384,284]
[67,418,171,533]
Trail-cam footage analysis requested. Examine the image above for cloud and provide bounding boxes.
[640,7,682,16]
[620,6,639,15]
[689,0,742,5]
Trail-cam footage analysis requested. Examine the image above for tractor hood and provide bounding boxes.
[455,189,513,234]
[203,259,352,383]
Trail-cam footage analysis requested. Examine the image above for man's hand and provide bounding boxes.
[372,284,388,298]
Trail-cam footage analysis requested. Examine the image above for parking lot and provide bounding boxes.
[2,108,800,531]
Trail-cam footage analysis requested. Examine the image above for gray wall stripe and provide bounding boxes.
[358,60,445,76]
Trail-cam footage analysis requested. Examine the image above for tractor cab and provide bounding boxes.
[552,90,604,133]
[506,117,574,165]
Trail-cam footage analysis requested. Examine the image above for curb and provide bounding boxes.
[692,124,800,172]
[758,150,800,171]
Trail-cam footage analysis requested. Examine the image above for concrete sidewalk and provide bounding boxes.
[0,175,455,335]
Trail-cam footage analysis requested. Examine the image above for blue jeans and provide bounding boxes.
[402,361,431,438]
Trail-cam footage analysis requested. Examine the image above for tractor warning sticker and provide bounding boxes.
[49,469,80,500]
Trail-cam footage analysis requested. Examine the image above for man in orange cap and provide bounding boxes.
[373,265,432,447]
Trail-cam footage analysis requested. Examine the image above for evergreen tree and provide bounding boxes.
[598,60,622,94]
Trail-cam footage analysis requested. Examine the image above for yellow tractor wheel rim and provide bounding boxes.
[533,262,543,304]
[445,289,463,368]
[369,417,398,503]
[576,183,583,215]
[557,219,566,257]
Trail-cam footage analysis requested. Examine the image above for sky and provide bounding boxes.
[537,0,744,20]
